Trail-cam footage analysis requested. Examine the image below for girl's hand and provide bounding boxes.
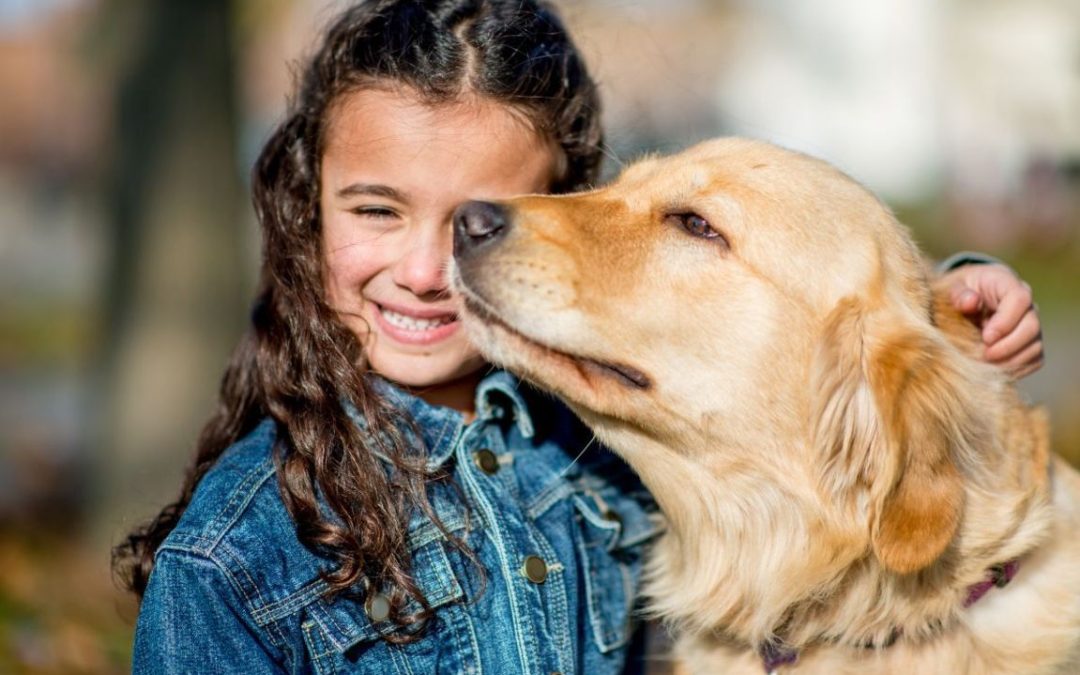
[943,263,1044,379]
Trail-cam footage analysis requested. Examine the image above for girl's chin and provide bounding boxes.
[367,352,487,390]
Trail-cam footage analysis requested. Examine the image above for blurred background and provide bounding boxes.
[1,0,1077,671]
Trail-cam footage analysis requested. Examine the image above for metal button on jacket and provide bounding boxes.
[365,593,391,622]
[602,508,622,526]
[521,555,548,584]
[473,448,499,475]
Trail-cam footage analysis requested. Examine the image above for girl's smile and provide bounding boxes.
[319,87,560,405]
[371,301,460,346]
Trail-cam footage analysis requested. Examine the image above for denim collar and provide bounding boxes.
[345,369,536,471]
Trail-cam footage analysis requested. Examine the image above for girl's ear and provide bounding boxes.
[812,297,982,575]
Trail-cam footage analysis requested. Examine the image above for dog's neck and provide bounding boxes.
[590,396,1055,658]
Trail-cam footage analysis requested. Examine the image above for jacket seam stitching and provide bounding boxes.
[154,548,283,652]
[210,541,272,616]
[207,461,277,549]
[524,481,573,520]
[251,578,327,626]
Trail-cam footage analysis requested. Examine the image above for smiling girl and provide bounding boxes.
[114,1,1044,673]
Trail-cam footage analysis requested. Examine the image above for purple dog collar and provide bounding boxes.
[964,559,1020,607]
[758,638,798,673]
[757,559,1020,672]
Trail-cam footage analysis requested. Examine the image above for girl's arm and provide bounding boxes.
[133,549,282,673]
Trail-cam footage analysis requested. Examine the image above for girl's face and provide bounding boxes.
[320,88,559,395]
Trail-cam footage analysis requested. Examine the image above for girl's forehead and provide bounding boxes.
[321,87,560,195]
[326,87,545,151]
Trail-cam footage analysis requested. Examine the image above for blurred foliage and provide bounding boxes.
[0,531,134,674]
[0,303,96,367]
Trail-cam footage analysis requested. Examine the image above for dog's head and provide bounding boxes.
[452,138,990,575]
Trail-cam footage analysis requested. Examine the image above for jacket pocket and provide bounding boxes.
[303,518,470,671]
[571,488,663,653]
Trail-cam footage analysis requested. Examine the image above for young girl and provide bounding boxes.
[115,1,1045,673]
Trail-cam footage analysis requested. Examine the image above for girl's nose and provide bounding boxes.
[393,238,450,297]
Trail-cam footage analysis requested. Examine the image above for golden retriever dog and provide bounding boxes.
[449,138,1080,674]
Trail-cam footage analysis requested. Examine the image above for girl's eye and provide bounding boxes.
[664,212,728,247]
[349,206,398,219]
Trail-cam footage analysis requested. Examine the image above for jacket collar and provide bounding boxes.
[345,369,536,471]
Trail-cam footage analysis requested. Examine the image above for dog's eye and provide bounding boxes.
[665,212,728,246]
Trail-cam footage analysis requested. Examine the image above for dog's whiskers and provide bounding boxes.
[598,141,625,171]
[560,434,598,477]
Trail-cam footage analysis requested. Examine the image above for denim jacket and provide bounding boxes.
[133,370,663,674]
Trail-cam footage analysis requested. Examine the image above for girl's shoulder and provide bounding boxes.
[135,419,347,669]
[164,418,280,549]
[154,418,329,604]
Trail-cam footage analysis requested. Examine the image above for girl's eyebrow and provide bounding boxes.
[336,183,411,204]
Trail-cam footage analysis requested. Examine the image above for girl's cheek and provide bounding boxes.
[323,267,348,309]
[327,243,392,299]
[326,258,368,297]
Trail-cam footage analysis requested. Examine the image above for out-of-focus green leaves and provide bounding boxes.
[0,532,135,674]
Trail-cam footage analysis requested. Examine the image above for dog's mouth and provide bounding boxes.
[458,291,651,391]
[578,355,651,390]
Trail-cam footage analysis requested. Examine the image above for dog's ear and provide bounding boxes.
[813,297,981,575]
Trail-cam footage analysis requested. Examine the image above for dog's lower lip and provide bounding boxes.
[459,294,651,390]
[579,358,651,389]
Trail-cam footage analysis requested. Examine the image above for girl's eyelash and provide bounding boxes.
[349,206,398,219]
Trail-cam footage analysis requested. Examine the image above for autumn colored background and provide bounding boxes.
[2,0,1078,671]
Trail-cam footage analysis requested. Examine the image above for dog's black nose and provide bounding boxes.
[453,201,511,258]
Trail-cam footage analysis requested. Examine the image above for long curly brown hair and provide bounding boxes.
[112,0,603,640]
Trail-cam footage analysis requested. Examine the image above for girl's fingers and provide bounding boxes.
[944,263,1043,379]
[1005,340,1045,380]
[951,287,981,314]
[981,281,1033,344]
[1000,333,1045,379]
[986,307,1041,362]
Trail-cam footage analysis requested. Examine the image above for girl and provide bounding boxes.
[114,1,1045,673]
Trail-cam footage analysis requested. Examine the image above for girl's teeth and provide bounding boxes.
[381,308,454,331]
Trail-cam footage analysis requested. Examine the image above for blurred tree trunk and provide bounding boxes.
[96,0,249,543]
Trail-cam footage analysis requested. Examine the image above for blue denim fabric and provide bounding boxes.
[937,250,1002,272]
[133,370,662,674]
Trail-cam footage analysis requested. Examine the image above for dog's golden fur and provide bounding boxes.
[451,138,1080,673]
